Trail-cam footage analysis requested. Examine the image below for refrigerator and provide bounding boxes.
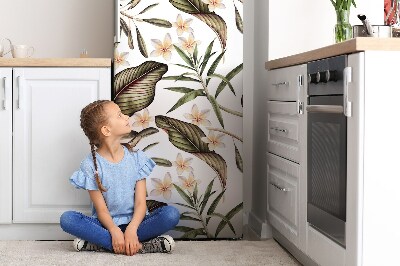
[113,0,243,239]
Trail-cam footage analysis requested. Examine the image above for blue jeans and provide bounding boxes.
[60,206,180,252]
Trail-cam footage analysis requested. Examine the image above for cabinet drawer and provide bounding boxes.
[266,64,305,101]
[267,153,299,244]
[267,101,299,163]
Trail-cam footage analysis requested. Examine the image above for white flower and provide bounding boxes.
[173,153,193,175]
[201,130,225,151]
[201,0,226,12]
[184,104,211,126]
[132,108,153,129]
[150,172,174,200]
[178,33,201,54]
[150,33,174,61]
[178,172,200,193]
[173,14,193,36]
[114,49,130,69]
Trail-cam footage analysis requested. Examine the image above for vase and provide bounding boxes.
[335,9,352,43]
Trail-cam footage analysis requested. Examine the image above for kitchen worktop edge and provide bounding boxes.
[0,58,111,67]
[265,37,400,70]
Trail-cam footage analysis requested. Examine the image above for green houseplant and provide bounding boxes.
[331,0,357,42]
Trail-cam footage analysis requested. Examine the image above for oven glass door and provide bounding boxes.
[307,95,347,247]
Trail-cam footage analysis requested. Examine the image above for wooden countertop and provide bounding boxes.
[0,58,111,67]
[265,37,400,70]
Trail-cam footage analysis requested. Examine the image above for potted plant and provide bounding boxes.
[331,0,357,42]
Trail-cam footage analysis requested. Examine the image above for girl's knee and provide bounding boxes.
[59,211,79,230]
[163,206,180,227]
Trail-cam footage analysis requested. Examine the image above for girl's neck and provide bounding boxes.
[96,139,124,163]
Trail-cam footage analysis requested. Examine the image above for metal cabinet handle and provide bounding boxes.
[17,76,23,109]
[2,77,6,110]
[269,181,290,192]
[272,81,289,87]
[270,127,288,133]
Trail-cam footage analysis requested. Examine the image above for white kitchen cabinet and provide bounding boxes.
[266,64,307,253]
[0,67,110,238]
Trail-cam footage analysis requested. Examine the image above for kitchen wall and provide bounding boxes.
[0,0,114,58]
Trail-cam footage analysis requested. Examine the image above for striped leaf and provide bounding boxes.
[155,116,227,189]
[169,0,227,49]
[138,3,158,14]
[173,183,194,207]
[207,189,225,215]
[164,87,195,93]
[206,94,224,128]
[143,18,172,28]
[234,5,243,33]
[208,212,236,235]
[136,28,148,58]
[234,143,243,173]
[114,61,168,116]
[143,142,159,151]
[200,39,215,75]
[167,89,205,113]
[127,127,159,147]
[120,18,134,49]
[127,0,141,9]
[206,50,225,85]
[151,157,172,167]
[200,178,215,214]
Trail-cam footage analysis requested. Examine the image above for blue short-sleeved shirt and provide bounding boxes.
[70,146,156,226]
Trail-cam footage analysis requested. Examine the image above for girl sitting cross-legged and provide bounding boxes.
[60,100,180,256]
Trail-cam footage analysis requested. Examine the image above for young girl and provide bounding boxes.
[60,100,180,256]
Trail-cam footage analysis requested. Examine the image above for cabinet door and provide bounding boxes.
[13,67,111,223]
[267,152,299,246]
[0,68,12,224]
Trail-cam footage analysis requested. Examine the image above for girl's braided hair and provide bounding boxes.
[80,100,133,192]
[80,100,110,192]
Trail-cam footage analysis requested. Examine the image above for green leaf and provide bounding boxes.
[193,183,198,204]
[151,157,172,167]
[215,63,243,98]
[167,89,205,113]
[173,183,194,207]
[143,18,172,28]
[200,39,215,75]
[200,178,215,214]
[136,28,148,58]
[162,75,200,82]
[207,94,224,128]
[146,199,167,212]
[208,212,236,235]
[209,73,235,97]
[127,127,159,147]
[193,44,198,65]
[174,63,196,71]
[180,213,201,222]
[143,142,159,151]
[234,5,243,33]
[127,0,141,9]
[169,0,227,49]
[155,116,227,189]
[206,50,225,85]
[174,202,197,211]
[120,18,134,49]
[138,3,158,14]
[207,189,225,215]
[164,87,196,93]
[173,45,194,67]
[234,143,243,173]
[114,61,168,116]
[215,202,243,237]
[181,228,206,238]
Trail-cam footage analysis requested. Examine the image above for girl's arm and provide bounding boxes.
[124,179,147,255]
[89,190,125,254]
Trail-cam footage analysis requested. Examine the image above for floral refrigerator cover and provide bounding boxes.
[113,0,244,239]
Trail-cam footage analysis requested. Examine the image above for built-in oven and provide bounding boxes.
[306,55,348,248]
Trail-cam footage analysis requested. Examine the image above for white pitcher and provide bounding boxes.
[0,38,12,57]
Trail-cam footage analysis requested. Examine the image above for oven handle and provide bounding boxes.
[306,105,343,114]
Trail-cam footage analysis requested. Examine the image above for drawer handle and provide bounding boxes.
[2,77,7,110]
[270,127,288,133]
[272,81,289,87]
[270,181,290,192]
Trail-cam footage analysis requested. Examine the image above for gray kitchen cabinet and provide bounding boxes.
[0,66,111,239]
[266,64,307,253]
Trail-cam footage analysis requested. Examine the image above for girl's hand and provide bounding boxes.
[110,227,125,254]
[124,227,141,256]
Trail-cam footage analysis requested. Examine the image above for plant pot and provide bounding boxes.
[335,10,352,43]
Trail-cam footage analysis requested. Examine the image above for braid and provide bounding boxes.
[80,100,112,192]
[90,143,107,192]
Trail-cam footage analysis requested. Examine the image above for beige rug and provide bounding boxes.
[0,240,301,265]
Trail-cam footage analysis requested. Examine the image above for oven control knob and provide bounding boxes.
[328,70,338,82]
[309,72,320,84]
[319,71,329,83]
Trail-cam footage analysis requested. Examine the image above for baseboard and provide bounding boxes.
[272,228,318,266]
[248,211,272,239]
[0,224,73,240]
